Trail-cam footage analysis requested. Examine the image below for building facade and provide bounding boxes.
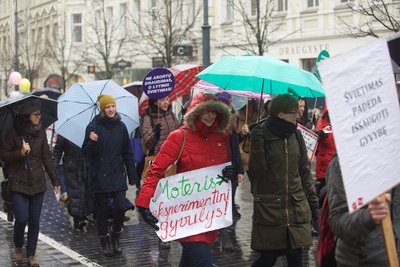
[0,0,398,99]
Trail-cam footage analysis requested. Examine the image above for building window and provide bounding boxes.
[188,0,196,21]
[227,0,234,21]
[106,7,113,21]
[38,27,43,41]
[302,58,317,74]
[3,36,6,52]
[277,0,288,12]
[307,0,319,8]
[72,14,82,43]
[45,25,50,44]
[120,3,127,38]
[31,29,36,44]
[251,0,258,16]
[53,23,58,42]
[151,0,157,30]
[132,0,141,34]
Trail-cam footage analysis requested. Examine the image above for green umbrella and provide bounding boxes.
[196,55,325,98]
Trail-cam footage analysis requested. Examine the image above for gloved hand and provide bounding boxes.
[153,123,161,141]
[315,130,327,138]
[138,207,159,230]
[218,165,236,184]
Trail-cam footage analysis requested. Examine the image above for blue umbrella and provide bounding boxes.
[55,80,139,147]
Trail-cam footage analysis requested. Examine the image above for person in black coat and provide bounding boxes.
[53,135,93,230]
[216,92,245,251]
[82,94,137,257]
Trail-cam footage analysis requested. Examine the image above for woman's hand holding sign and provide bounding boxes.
[368,193,391,224]
[139,207,159,230]
[218,165,236,184]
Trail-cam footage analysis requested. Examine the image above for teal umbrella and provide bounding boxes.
[196,55,325,98]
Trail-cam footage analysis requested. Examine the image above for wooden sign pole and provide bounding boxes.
[380,193,399,267]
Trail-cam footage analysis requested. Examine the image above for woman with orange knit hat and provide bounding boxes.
[82,94,137,257]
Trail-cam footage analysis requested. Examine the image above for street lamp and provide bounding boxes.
[202,0,211,67]
[13,0,19,90]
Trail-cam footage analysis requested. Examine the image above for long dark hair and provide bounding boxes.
[147,98,172,114]
[298,97,310,126]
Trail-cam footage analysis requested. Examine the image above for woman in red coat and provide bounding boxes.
[136,92,232,266]
[315,106,336,202]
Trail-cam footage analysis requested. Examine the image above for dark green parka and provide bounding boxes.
[248,119,318,250]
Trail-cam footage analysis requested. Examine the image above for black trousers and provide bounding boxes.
[95,190,126,236]
[252,248,303,267]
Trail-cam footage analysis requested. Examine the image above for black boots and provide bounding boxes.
[100,235,114,257]
[111,230,122,255]
[100,229,123,256]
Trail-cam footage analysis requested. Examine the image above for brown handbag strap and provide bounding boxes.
[150,128,186,177]
[175,128,186,164]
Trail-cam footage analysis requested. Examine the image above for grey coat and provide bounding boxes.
[327,155,400,267]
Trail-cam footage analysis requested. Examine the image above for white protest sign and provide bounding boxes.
[149,162,232,241]
[297,124,318,161]
[319,39,400,213]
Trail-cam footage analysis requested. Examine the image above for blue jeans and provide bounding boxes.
[179,242,213,267]
[12,191,44,257]
[57,164,67,194]
[252,248,303,267]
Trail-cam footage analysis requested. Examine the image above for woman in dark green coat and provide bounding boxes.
[248,94,318,267]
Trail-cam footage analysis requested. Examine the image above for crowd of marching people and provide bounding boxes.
[0,81,399,267]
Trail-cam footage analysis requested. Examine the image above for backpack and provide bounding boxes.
[131,128,144,163]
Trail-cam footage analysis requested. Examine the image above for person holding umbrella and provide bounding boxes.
[248,94,318,267]
[82,94,137,257]
[0,99,60,267]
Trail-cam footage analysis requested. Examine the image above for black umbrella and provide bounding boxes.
[388,32,400,74]
[31,87,62,100]
[0,95,58,145]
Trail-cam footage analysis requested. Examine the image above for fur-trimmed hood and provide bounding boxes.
[183,93,231,132]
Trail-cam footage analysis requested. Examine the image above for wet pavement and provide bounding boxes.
[0,170,318,267]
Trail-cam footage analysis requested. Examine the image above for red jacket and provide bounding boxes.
[316,107,336,180]
[136,93,231,244]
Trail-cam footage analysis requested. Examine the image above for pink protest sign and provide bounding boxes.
[297,124,319,161]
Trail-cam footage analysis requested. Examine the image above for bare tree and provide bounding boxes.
[232,0,299,56]
[129,0,201,67]
[17,7,48,87]
[45,13,82,90]
[339,0,400,38]
[0,38,13,97]
[85,0,129,79]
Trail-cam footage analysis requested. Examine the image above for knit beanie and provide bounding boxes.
[269,94,298,117]
[216,91,232,106]
[98,94,116,111]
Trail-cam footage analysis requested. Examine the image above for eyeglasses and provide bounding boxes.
[284,111,299,116]
[32,112,41,117]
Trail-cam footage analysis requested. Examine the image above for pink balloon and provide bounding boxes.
[9,71,22,85]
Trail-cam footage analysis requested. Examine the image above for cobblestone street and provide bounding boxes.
[0,170,317,267]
